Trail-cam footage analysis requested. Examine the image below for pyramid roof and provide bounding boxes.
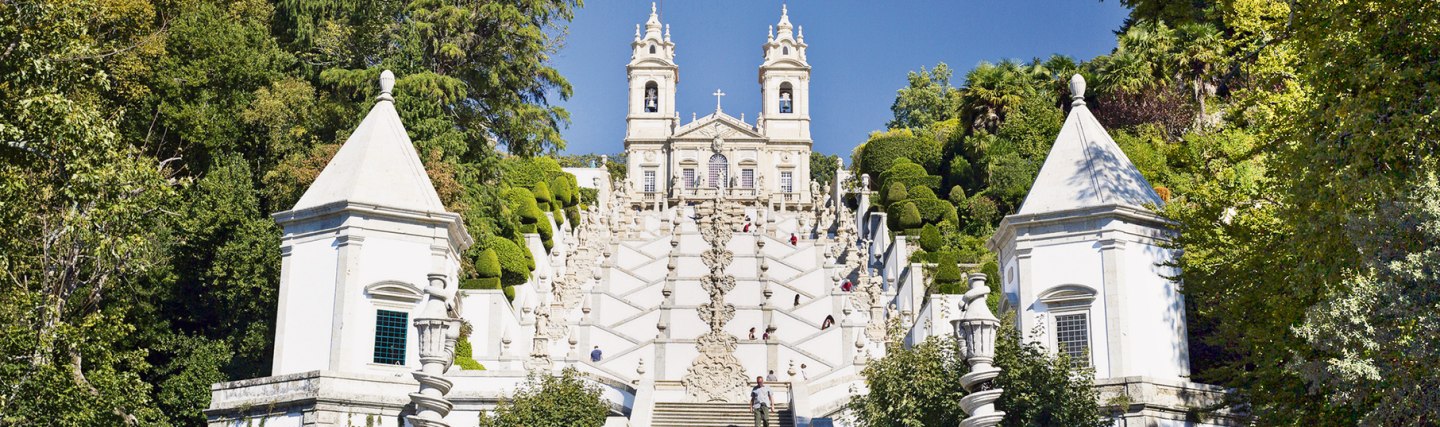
[292,71,446,213]
[1017,75,1162,215]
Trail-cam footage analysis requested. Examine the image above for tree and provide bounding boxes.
[889,63,963,129]
[810,152,842,186]
[848,326,1109,427]
[479,368,609,427]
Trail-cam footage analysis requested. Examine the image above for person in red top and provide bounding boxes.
[841,280,853,292]
[789,233,798,246]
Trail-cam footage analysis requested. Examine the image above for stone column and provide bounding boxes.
[408,274,460,427]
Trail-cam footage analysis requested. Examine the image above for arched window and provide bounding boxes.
[779,83,794,114]
[649,45,656,54]
[783,46,789,55]
[644,81,659,113]
[708,154,728,189]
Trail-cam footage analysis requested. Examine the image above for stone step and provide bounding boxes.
[652,402,795,427]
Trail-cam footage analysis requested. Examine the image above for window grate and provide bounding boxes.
[1054,313,1090,368]
[373,309,408,365]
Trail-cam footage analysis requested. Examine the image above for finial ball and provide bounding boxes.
[1069,74,1086,100]
[380,70,395,95]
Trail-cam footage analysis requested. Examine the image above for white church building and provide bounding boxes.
[205,5,1237,427]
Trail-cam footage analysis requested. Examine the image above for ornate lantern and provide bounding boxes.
[952,273,1005,427]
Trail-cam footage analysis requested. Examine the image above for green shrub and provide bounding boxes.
[566,206,581,227]
[503,285,517,301]
[884,182,909,206]
[919,223,943,252]
[909,186,937,200]
[898,202,922,230]
[933,252,964,294]
[500,157,565,188]
[854,129,943,184]
[506,187,543,225]
[475,248,501,278]
[552,176,575,208]
[455,323,486,370]
[536,217,554,252]
[965,195,999,231]
[948,185,968,205]
[579,187,599,207]
[552,203,565,226]
[461,277,502,290]
[489,236,531,287]
[533,181,553,210]
[892,198,956,227]
[880,159,940,194]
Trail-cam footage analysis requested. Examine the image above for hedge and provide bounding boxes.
[500,157,564,188]
[552,176,575,208]
[506,187,543,225]
[461,277,502,290]
[489,236,531,287]
[533,181,553,210]
[948,185,968,205]
[909,186,937,201]
[888,198,956,231]
[565,206,581,227]
[932,252,965,294]
[855,129,943,182]
[898,202,922,230]
[475,248,501,278]
[918,223,942,252]
[879,159,941,194]
[503,285,517,301]
[883,182,909,206]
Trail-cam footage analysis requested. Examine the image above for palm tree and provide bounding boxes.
[960,60,1033,133]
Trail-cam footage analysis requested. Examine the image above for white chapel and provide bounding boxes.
[205,5,1237,427]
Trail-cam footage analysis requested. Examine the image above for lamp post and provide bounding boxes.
[953,273,1004,427]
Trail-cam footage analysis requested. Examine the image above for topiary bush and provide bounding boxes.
[948,185,968,205]
[854,129,943,184]
[455,322,486,370]
[883,182,910,206]
[879,159,941,195]
[891,198,956,227]
[552,176,575,208]
[461,277,502,290]
[533,181,553,211]
[898,202,922,233]
[475,248,501,279]
[506,187,543,226]
[500,157,565,188]
[502,285,517,301]
[919,223,943,252]
[933,252,965,294]
[489,236,531,287]
[566,205,581,227]
[909,186,937,200]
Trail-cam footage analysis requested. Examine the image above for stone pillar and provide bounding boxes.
[408,274,460,427]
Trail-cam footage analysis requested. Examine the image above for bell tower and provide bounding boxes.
[759,5,811,141]
[626,2,678,141]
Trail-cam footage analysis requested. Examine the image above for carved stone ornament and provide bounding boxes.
[681,199,750,402]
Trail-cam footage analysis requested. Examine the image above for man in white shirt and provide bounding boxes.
[750,376,774,427]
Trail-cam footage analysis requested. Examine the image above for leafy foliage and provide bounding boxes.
[479,368,609,427]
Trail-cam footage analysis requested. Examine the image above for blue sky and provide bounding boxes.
[550,0,1131,158]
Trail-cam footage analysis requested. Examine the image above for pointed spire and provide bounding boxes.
[797,25,805,42]
[768,25,775,42]
[776,4,794,38]
[664,24,671,42]
[634,24,641,41]
[1016,74,1160,215]
[292,70,446,213]
[644,2,662,38]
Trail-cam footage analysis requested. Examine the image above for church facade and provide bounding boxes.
[623,4,814,209]
[205,5,1238,427]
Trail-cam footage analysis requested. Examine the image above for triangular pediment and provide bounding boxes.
[672,112,764,140]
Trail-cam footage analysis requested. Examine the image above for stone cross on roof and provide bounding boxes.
[712,89,725,112]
